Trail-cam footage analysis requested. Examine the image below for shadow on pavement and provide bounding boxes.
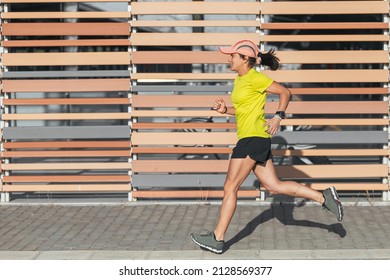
[224,195,347,251]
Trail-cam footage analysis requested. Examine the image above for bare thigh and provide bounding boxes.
[252,159,281,193]
[224,156,257,193]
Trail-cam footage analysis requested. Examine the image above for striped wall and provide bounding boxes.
[0,0,389,202]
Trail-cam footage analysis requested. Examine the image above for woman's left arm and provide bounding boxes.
[264,81,291,135]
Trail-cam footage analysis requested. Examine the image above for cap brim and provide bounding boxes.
[218,46,236,55]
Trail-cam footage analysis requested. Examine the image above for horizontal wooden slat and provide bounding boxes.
[2,53,130,66]
[133,161,387,177]
[265,101,388,114]
[278,165,388,178]
[131,86,387,95]
[3,141,131,149]
[277,50,389,64]
[131,69,389,83]
[133,160,226,173]
[132,85,231,93]
[131,72,236,81]
[132,147,388,157]
[130,33,259,46]
[1,23,130,36]
[3,126,130,140]
[132,119,388,129]
[132,122,236,130]
[2,39,130,48]
[132,147,233,154]
[272,131,387,145]
[131,2,260,15]
[273,149,389,157]
[261,22,389,30]
[1,184,131,192]
[132,20,259,27]
[130,33,389,46]
[1,150,130,158]
[131,50,389,64]
[292,183,388,191]
[135,20,388,30]
[130,1,386,16]
[290,87,388,95]
[132,173,380,188]
[132,132,237,146]
[132,174,388,190]
[1,12,130,19]
[3,175,130,183]
[282,119,388,126]
[132,95,227,107]
[261,34,389,42]
[132,190,259,199]
[261,1,389,14]
[2,79,131,93]
[132,96,387,112]
[132,101,388,115]
[2,113,130,121]
[3,98,130,106]
[2,0,128,3]
[132,51,227,64]
[132,174,258,188]
[2,70,130,79]
[2,162,131,171]
[132,131,387,145]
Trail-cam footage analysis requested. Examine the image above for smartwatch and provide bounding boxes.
[275,111,286,120]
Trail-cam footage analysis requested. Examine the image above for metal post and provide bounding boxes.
[129,0,135,202]
[385,8,390,201]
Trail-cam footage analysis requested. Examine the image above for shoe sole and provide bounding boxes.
[329,186,344,222]
[190,235,223,254]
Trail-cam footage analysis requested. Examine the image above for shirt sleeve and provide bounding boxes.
[252,72,274,93]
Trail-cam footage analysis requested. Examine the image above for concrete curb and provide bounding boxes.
[1,249,390,260]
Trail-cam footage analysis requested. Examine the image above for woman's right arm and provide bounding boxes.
[212,98,235,115]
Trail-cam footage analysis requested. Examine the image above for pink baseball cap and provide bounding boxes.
[219,40,260,58]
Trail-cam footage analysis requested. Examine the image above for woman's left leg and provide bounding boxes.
[253,159,325,204]
[190,156,256,253]
[213,156,257,241]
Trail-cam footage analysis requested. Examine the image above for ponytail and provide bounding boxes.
[258,49,279,71]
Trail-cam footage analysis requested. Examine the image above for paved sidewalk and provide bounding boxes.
[0,201,390,259]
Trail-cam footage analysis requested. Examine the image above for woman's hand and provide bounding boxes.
[212,98,227,114]
[265,116,281,135]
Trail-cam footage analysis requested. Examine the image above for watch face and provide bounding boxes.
[277,111,286,119]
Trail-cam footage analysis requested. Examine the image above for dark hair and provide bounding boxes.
[243,48,280,71]
[259,49,279,70]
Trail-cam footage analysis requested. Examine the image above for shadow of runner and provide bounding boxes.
[224,196,346,251]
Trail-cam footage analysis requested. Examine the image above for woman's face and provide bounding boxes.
[228,53,249,73]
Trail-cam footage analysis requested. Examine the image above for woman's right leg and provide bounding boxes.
[213,156,256,241]
[253,159,324,203]
[253,159,343,221]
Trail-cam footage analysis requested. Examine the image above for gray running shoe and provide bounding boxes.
[322,186,344,222]
[190,230,224,254]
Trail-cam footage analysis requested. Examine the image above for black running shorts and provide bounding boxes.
[231,136,273,164]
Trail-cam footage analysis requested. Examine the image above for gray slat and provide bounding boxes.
[132,174,259,188]
[273,131,387,144]
[2,70,130,78]
[2,126,130,140]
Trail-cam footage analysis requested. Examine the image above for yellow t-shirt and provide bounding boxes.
[231,68,274,140]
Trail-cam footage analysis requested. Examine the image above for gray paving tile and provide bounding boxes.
[0,204,389,259]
